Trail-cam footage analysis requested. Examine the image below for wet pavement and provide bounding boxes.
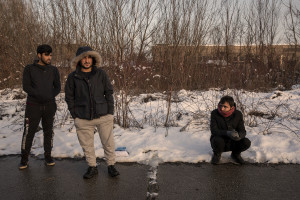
[158,163,300,200]
[0,156,300,200]
[0,156,148,200]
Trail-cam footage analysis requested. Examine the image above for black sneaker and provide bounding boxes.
[108,165,120,177]
[83,166,98,179]
[231,153,245,164]
[44,153,55,166]
[211,153,221,165]
[19,159,28,170]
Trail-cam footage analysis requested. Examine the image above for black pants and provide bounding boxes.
[21,102,57,155]
[210,136,251,154]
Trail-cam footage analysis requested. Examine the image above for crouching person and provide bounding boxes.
[210,96,251,164]
[65,46,119,179]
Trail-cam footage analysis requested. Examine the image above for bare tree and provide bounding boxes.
[0,0,42,88]
[284,0,300,52]
[283,0,300,85]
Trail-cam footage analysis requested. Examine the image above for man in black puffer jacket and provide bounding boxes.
[65,46,119,179]
[210,96,251,164]
[20,44,61,169]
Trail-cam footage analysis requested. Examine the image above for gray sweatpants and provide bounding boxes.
[74,114,116,167]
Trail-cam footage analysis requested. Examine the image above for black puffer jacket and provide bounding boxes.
[23,61,61,104]
[65,65,114,120]
[210,108,246,140]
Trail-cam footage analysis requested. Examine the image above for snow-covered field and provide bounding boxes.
[0,86,300,164]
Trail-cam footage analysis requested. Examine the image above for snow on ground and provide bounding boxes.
[0,86,299,164]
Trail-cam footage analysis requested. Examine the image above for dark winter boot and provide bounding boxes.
[19,153,29,170]
[44,152,55,166]
[211,152,221,165]
[83,166,98,179]
[108,165,120,177]
[231,152,245,164]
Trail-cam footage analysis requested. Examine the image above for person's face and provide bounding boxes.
[80,55,93,69]
[38,52,52,65]
[219,102,231,112]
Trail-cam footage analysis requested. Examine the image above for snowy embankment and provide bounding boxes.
[0,86,299,164]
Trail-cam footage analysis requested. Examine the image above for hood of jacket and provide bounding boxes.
[70,46,102,70]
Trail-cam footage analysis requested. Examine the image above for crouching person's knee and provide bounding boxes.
[240,138,251,151]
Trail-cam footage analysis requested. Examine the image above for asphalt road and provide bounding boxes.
[0,156,299,200]
[158,162,300,200]
[0,156,148,200]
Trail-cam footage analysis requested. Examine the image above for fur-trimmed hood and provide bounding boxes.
[70,46,101,70]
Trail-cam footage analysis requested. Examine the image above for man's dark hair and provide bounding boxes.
[219,96,235,107]
[37,44,52,54]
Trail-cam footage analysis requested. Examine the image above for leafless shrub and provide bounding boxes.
[1,0,299,134]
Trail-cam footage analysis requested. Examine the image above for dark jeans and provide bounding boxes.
[210,136,251,154]
[21,102,57,156]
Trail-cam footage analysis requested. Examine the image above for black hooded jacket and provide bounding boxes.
[22,61,61,104]
[210,108,246,140]
[64,65,114,120]
[65,46,114,120]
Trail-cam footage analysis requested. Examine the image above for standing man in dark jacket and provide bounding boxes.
[65,46,119,179]
[210,96,251,164]
[20,44,61,169]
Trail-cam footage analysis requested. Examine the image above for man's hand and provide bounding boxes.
[227,130,241,141]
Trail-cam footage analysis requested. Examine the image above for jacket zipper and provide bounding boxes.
[86,78,94,120]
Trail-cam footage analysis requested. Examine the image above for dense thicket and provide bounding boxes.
[0,0,299,92]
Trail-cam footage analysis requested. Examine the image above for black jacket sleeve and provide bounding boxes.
[65,73,76,118]
[236,112,246,139]
[210,110,227,137]
[103,71,114,115]
[22,65,37,97]
[53,67,61,97]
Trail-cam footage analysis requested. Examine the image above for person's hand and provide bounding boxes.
[227,131,241,141]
